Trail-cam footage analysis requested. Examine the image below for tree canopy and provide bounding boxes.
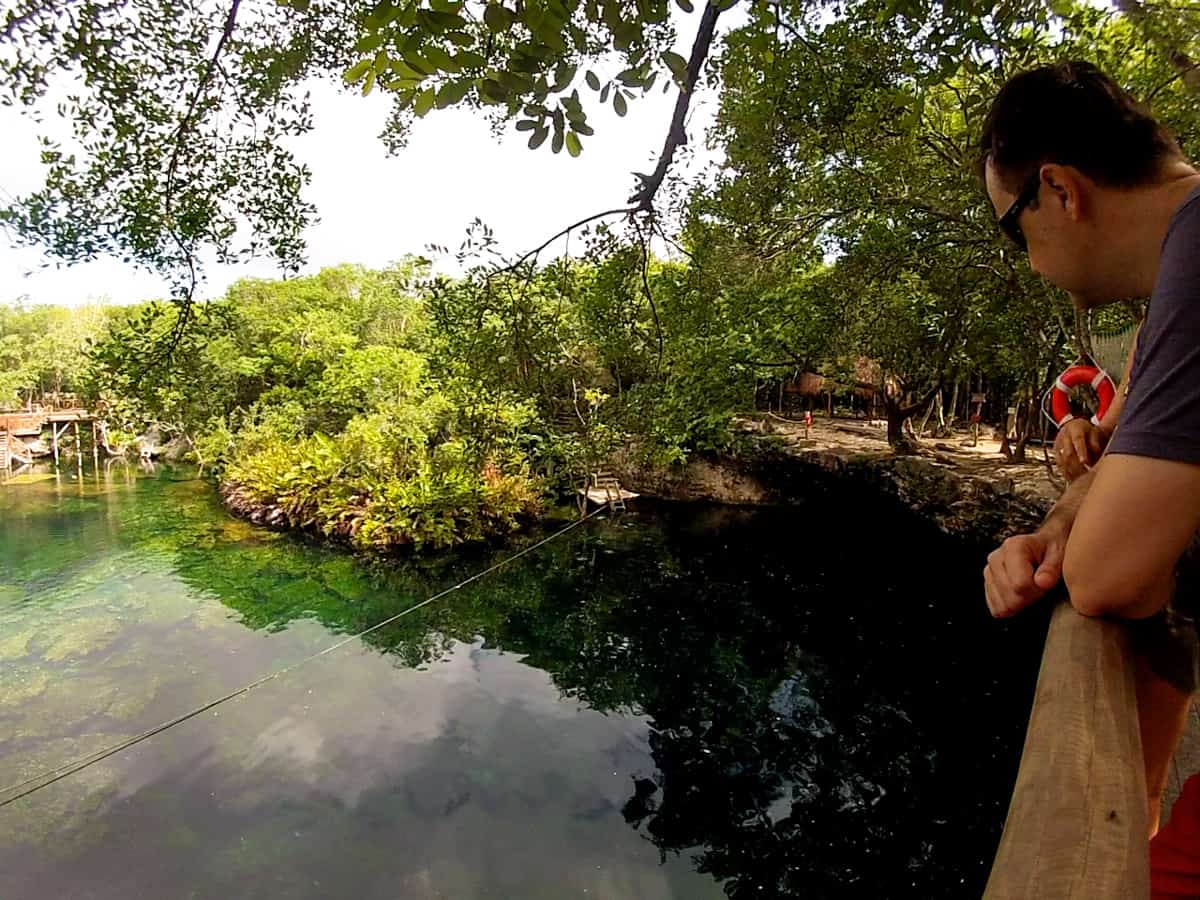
[3,0,1197,296]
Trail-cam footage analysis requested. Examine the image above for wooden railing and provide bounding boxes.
[985,601,1149,898]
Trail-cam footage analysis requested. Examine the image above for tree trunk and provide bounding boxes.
[1012,402,1029,462]
[886,398,920,451]
[887,404,907,445]
[918,390,940,437]
[943,381,959,434]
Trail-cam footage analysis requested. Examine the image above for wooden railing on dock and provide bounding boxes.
[985,601,1149,898]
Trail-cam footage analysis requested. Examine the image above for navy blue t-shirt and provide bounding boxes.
[1108,185,1200,462]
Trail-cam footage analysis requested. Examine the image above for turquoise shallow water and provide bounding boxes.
[0,465,1045,899]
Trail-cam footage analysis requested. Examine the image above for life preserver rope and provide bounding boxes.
[1049,364,1116,428]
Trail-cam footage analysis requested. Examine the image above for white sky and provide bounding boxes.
[0,67,721,307]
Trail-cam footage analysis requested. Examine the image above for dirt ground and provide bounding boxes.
[746,413,1064,508]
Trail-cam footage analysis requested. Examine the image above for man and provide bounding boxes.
[979,60,1200,838]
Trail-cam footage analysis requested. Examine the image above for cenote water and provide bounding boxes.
[0,465,1047,899]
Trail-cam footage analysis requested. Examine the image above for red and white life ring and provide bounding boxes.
[1050,364,1116,428]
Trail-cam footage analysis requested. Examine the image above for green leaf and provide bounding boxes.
[515,118,538,131]
[343,58,373,85]
[424,45,460,73]
[389,59,427,81]
[455,50,487,68]
[600,83,611,103]
[617,67,642,86]
[362,69,377,96]
[564,131,582,157]
[613,91,627,116]
[675,0,693,10]
[436,79,471,107]
[355,32,386,54]
[539,30,568,52]
[402,52,434,75]
[480,78,508,102]
[413,87,437,117]
[552,129,565,154]
[483,3,513,31]
[661,50,688,83]
[585,70,601,91]
[552,62,576,92]
[528,126,549,149]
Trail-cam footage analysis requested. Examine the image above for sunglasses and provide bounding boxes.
[997,172,1043,251]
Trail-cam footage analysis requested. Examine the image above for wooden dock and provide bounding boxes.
[578,470,638,512]
[0,406,96,471]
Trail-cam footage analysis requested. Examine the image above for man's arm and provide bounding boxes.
[1063,454,1200,618]
[984,469,1096,618]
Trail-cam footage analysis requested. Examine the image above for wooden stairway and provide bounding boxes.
[0,431,33,470]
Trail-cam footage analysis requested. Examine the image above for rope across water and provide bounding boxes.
[0,506,608,810]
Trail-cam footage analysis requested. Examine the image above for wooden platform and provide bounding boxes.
[0,407,92,437]
[0,407,96,471]
[578,486,639,505]
[578,470,637,511]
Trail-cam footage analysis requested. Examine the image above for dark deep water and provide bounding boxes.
[0,466,1047,899]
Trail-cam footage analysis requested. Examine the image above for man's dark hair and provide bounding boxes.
[978,60,1182,190]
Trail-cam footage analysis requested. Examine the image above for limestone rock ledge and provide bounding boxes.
[615,437,1054,546]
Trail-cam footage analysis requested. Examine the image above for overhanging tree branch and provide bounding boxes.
[497,206,636,274]
[165,0,243,197]
[628,0,725,212]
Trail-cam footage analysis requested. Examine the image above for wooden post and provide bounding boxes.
[91,420,99,467]
[984,602,1149,899]
[74,421,83,475]
[52,422,59,464]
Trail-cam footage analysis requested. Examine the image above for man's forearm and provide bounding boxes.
[1044,466,1098,534]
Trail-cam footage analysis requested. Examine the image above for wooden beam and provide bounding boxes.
[985,601,1149,899]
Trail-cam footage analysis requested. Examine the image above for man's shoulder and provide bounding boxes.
[1155,186,1200,303]
[1164,186,1200,252]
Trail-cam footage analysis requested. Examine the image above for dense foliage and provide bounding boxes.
[3,0,1200,543]
[2,0,1196,292]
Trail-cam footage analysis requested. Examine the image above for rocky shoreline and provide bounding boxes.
[216,416,1060,550]
[615,419,1058,547]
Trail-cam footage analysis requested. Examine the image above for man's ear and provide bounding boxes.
[1040,163,1089,221]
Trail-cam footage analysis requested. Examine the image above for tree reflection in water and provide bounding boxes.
[163,489,1044,899]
